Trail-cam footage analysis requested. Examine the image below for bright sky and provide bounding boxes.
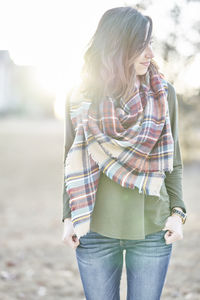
[0,0,199,118]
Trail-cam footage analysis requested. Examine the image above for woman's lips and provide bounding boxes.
[140,62,150,67]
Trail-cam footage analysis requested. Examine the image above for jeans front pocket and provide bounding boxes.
[145,229,166,241]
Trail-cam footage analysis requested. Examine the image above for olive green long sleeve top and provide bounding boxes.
[62,82,187,239]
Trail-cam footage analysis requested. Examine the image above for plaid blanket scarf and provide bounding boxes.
[64,70,174,238]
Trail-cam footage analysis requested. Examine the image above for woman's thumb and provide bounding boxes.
[162,227,168,231]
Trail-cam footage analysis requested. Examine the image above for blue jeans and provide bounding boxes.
[75,230,172,300]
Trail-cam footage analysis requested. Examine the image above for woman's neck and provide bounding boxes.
[135,76,141,89]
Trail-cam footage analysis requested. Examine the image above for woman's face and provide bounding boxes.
[134,23,154,76]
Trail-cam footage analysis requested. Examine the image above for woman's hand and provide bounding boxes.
[162,212,183,244]
[62,218,80,249]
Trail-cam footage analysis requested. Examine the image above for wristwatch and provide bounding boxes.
[171,208,187,224]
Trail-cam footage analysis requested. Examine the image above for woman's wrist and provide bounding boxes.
[171,213,182,222]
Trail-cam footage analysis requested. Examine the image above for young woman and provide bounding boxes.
[62,6,187,300]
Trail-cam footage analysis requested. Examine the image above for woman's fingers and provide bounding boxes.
[162,228,183,244]
[164,230,183,244]
[62,234,80,249]
[162,215,183,244]
[62,219,80,249]
[67,237,80,249]
[164,230,174,244]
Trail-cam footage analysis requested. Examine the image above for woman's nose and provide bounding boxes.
[145,45,154,59]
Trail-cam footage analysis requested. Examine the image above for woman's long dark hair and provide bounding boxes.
[79,6,160,104]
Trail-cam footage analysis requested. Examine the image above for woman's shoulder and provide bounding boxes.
[159,73,176,107]
[166,81,178,112]
[167,81,176,103]
[165,81,179,128]
[66,84,85,106]
[66,86,79,105]
[167,81,176,98]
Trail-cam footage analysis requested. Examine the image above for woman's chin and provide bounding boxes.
[136,70,148,76]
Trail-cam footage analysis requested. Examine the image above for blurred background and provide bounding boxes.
[0,0,199,299]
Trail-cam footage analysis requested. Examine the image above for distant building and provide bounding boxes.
[0,50,18,114]
[0,50,55,117]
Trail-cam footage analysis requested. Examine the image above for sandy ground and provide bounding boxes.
[0,116,199,300]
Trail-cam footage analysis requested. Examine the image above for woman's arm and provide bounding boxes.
[62,89,75,222]
[165,82,187,214]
